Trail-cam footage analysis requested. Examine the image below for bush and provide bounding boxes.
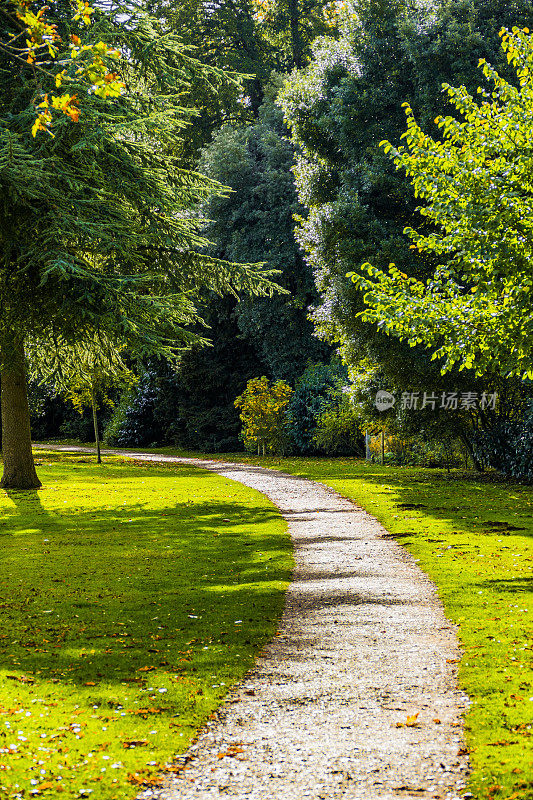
[103,370,161,447]
[472,401,533,482]
[312,397,364,455]
[286,361,346,454]
[366,434,465,468]
[235,376,293,455]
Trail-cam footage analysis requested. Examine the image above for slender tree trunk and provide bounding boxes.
[90,385,101,464]
[0,334,41,489]
[287,0,303,68]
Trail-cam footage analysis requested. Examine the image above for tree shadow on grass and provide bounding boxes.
[478,576,533,595]
[0,485,291,697]
[301,463,533,542]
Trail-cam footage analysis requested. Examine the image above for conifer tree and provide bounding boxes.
[0,0,278,488]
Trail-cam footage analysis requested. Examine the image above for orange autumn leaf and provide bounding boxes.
[396,712,420,728]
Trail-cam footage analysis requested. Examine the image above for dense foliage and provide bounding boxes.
[280,0,533,476]
[235,375,293,453]
[281,0,533,362]
[353,27,533,379]
[147,0,341,162]
[102,96,330,451]
[0,0,278,486]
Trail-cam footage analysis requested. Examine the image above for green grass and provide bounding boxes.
[207,454,531,800]
[33,445,533,798]
[0,451,292,800]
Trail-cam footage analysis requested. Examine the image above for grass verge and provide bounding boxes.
[219,455,531,800]
[130,448,533,800]
[0,450,292,799]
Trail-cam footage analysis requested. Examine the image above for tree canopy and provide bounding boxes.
[280,0,533,384]
[351,26,533,379]
[0,0,279,487]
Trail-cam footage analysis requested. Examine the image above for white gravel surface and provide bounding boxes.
[36,447,471,800]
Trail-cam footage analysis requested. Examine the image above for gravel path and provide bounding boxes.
[36,447,471,800]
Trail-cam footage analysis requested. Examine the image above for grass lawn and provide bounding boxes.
[0,451,292,800]
[206,454,530,800]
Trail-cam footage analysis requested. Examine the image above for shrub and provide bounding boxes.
[312,396,364,455]
[234,376,293,455]
[286,361,346,454]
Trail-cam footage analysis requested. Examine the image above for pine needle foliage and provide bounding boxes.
[0,0,280,367]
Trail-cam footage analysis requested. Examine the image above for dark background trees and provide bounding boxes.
[104,94,331,451]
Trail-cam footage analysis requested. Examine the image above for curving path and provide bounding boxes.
[35,446,471,800]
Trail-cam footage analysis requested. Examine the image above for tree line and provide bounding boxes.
[2,0,532,487]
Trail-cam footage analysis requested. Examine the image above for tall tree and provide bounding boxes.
[146,0,342,162]
[352,27,533,378]
[0,0,278,488]
[279,0,533,392]
[107,94,330,452]
[199,93,330,380]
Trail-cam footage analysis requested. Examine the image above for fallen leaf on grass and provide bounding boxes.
[130,707,163,718]
[487,740,519,747]
[137,666,156,673]
[123,739,149,748]
[36,783,63,792]
[6,674,35,684]
[127,770,161,787]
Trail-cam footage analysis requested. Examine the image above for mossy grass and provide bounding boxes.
[210,454,531,800]
[0,451,292,799]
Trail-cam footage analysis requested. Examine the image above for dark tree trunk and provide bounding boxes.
[287,0,303,68]
[0,335,41,489]
[90,385,102,464]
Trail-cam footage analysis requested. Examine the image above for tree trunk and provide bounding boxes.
[90,385,101,464]
[0,335,41,489]
[287,0,303,68]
